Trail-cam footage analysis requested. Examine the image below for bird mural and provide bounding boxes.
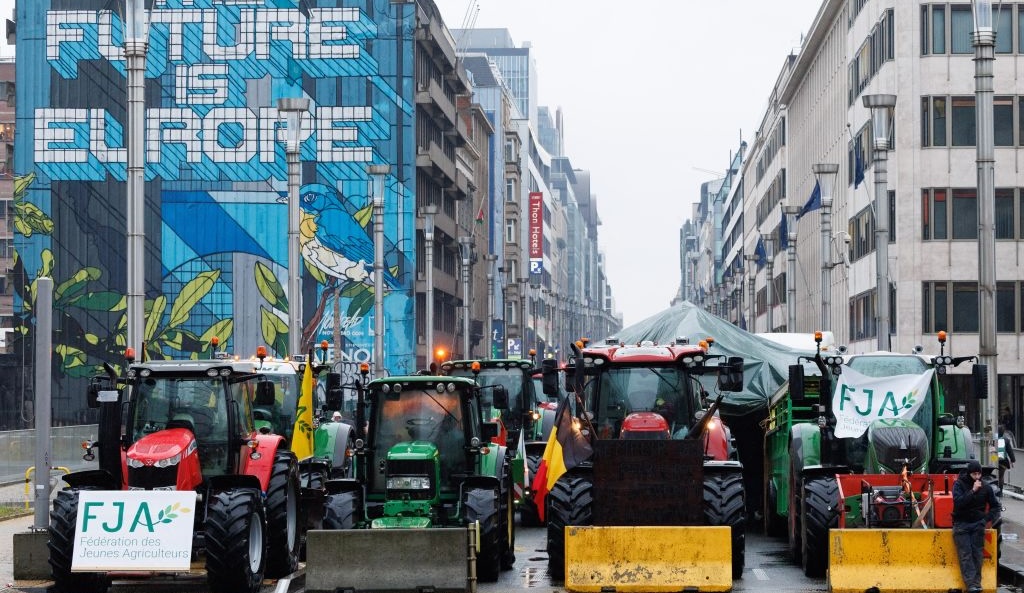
[284,182,401,290]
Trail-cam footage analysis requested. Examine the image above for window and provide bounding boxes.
[849,290,876,340]
[995,96,1014,146]
[953,282,979,332]
[505,178,516,202]
[951,5,974,54]
[505,218,517,244]
[952,188,978,239]
[951,96,976,146]
[997,188,1015,239]
[922,188,949,240]
[997,282,1016,332]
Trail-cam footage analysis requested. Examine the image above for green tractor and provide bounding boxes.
[315,373,516,582]
[440,358,558,525]
[763,331,988,577]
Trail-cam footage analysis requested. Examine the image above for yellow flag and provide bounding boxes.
[290,356,314,459]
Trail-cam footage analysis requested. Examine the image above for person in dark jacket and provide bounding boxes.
[952,460,1001,593]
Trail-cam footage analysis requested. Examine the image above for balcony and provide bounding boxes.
[416,140,457,188]
[415,77,456,127]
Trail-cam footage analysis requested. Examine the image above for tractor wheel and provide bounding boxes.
[499,454,516,570]
[206,488,266,593]
[764,481,786,537]
[800,475,838,578]
[264,451,301,578]
[546,473,593,581]
[519,451,543,527]
[703,470,746,579]
[48,489,110,593]
[463,485,501,582]
[323,488,364,530]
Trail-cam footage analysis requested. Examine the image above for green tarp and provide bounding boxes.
[612,301,817,418]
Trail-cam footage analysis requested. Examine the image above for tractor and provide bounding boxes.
[440,358,557,526]
[48,351,302,593]
[540,337,747,583]
[311,370,515,584]
[763,331,990,578]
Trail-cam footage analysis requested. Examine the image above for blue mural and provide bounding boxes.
[15,0,418,393]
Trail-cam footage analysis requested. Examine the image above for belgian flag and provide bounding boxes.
[530,394,593,521]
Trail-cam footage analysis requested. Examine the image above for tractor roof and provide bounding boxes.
[367,375,478,389]
[441,359,535,372]
[582,342,708,365]
[128,359,268,376]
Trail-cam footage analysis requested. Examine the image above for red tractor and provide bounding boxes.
[48,352,302,593]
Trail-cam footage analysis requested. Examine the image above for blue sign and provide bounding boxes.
[507,338,522,360]
[491,320,505,358]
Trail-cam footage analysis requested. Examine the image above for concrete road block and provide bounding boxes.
[306,528,471,592]
[13,530,50,580]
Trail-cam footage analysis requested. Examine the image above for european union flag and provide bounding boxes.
[797,180,822,220]
[754,236,767,268]
[854,148,865,189]
[779,212,788,251]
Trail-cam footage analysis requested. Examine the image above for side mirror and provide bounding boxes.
[716,356,744,392]
[87,382,119,408]
[973,364,989,399]
[541,359,559,397]
[789,364,806,403]
[480,420,499,441]
[491,385,509,410]
[255,378,276,407]
[326,372,343,410]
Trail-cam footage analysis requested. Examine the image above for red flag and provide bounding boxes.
[475,205,485,225]
[530,396,593,521]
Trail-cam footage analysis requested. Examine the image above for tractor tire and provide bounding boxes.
[519,451,543,527]
[463,485,502,582]
[800,475,838,578]
[764,481,786,537]
[206,488,266,593]
[546,473,593,581]
[703,471,746,579]
[264,451,301,578]
[323,489,364,530]
[499,454,516,570]
[48,489,110,593]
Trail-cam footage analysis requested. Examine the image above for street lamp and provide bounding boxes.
[485,255,497,358]
[125,0,149,355]
[745,254,758,332]
[862,94,896,351]
[367,164,390,374]
[419,204,438,368]
[973,0,999,463]
[517,277,528,360]
[278,97,309,357]
[762,234,776,331]
[458,237,473,360]
[782,205,800,331]
[813,163,840,332]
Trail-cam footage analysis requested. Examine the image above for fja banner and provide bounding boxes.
[832,366,934,438]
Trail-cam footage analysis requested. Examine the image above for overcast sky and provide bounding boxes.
[431,0,824,328]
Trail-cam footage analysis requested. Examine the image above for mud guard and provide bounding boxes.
[828,528,997,593]
[305,527,474,593]
[564,525,732,592]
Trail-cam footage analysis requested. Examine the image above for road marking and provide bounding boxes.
[753,568,769,581]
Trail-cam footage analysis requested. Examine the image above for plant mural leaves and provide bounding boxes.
[145,295,167,342]
[260,306,290,356]
[200,319,234,351]
[348,285,373,318]
[254,261,287,311]
[72,291,124,312]
[13,201,54,237]
[54,267,102,304]
[169,270,220,328]
[14,172,36,199]
[354,203,372,229]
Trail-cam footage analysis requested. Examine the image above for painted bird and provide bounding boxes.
[285,183,400,289]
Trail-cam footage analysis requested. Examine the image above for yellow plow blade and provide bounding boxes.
[828,528,997,593]
[565,525,732,592]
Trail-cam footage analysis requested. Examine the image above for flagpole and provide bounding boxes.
[813,165,839,332]
[782,205,800,331]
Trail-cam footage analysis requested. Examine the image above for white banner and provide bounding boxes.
[832,366,935,438]
[73,490,195,572]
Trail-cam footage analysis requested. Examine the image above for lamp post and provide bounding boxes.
[366,164,390,374]
[530,281,540,355]
[420,205,438,368]
[485,255,497,358]
[782,205,800,331]
[125,0,149,355]
[458,237,473,360]
[762,234,776,331]
[278,97,310,357]
[973,0,999,463]
[724,278,734,324]
[813,163,840,332]
[517,277,528,359]
[745,254,758,332]
[862,94,896,351]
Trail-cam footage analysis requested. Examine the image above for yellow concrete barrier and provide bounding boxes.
[565,525,732,592]
[829,528,997,593]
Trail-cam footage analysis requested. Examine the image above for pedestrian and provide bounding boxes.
[998,424,1017,493]
[1000,406,1015,433]
[952,459,1001,593]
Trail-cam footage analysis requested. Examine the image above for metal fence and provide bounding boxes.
[0,424,98,485]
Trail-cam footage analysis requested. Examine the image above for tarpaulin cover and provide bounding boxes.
[611,301,815,418]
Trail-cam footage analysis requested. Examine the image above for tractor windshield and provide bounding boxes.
[371,387,467,493]
[447,367,529,418]
[590,366,694,438]
[255,372,299,441]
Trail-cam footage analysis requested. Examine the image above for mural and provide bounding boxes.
[15,0,417,417]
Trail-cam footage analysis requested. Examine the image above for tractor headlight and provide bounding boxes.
[387,476,431,490]
[155,451,184,468]
[126,457,145,468]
